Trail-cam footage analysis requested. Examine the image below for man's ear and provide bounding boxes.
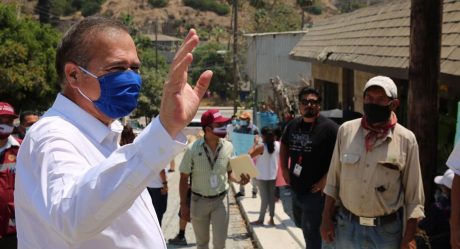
[64,62,80,88]
[390,99,400,110]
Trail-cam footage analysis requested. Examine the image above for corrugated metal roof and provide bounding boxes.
[291,0,460,78]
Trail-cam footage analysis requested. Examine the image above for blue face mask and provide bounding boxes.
[231,120,237,125]
[240,120,248,126]
[78,66,142,119]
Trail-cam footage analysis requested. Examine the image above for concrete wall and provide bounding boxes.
[353,71,377,113]
[245,31,311,86]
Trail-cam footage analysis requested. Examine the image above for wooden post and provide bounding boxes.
[408,0,443,206]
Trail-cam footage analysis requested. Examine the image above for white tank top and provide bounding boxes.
[255,141,280,180]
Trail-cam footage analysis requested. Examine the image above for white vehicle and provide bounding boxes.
[182,118,202,137]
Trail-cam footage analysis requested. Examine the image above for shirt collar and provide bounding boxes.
[199,136,225,147]
[362,123,395,141]
[50,94,121,143]
[0,135,19,154]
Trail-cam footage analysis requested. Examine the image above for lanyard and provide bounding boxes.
[297,155,303,165]
[203,143,222,171]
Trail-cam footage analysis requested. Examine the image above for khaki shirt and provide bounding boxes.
[179,137,233,196]
[324,119,425,219]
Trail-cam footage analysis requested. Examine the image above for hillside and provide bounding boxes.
[2,0,341,35]
[3,0,386,38]
[98,0,339,34]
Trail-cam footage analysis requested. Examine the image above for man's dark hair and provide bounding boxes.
[19,111,39,124]
[298,87,322,102]
[55,16,129,86]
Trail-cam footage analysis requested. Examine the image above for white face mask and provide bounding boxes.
[0,124,13,134]
[212,126,227,138]
[0,124,13,139]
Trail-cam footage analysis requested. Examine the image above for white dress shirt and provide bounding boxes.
[447,141,460,175]
[14,94,186,249]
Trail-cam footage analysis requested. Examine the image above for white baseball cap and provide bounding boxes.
[434,169,454,189]
[364,76,398,99]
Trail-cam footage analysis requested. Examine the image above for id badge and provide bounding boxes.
[210,174,218,189]
[293,163,302,177]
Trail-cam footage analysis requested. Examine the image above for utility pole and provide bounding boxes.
[154,19,159,75]
[408,0,443,206]
[37,0,50,24]
[232,0,239,114]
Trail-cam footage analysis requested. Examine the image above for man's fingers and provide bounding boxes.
[168,53,193,92]
[171,31,199,70]
[193,70,213,99]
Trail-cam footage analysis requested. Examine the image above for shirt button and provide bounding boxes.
[366,164,370,167]
[363,180,367,183]
[361,195,365,199]
[158,147,165,155]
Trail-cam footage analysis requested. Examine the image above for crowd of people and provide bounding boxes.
[1,15,460,249]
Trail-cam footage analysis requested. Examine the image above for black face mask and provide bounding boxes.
[363,103,391,124]
[303,111,318,118]
[303,107,319,118]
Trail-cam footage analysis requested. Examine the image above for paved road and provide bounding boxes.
[161,152,255,249]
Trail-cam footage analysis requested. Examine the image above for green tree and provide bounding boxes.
[0,4,61,112]
[132,36,169,119]
[252,2,301,32]
[190,42,232,100]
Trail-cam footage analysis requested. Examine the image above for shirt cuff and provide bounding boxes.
[134,117,187,168]
[405,203,425,220]
[323,184,338,199]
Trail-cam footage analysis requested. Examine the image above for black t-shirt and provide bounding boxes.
[281,115,338,194]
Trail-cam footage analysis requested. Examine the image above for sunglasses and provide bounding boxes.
[300,99,320,106]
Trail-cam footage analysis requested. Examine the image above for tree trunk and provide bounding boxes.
[408,0,443,206]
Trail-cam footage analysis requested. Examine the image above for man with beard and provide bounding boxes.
[280,87,338,249]
[320,76,425,249]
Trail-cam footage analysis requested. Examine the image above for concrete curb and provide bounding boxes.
[231,182,305,249]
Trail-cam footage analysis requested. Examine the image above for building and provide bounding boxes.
[145,33,182,63]
[245,31,311,104]
[290,0,460,165]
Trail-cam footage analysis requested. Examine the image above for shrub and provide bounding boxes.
[148,0,169,8]
[81,1,101,16]
[307,5,322,15]
[183,0,230,16]
[249,0,266,8]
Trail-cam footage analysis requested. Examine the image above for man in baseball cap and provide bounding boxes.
[234,111,260,198]
[322,76,424,249]
[0,102,18,141]
[417,169,453,249]
[0,102,21,247]
[179,108,249,249]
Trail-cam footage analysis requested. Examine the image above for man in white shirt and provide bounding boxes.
[14,16,212,249]
[447,142,460,249]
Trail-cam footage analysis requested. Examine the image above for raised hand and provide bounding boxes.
[159,29,213,137]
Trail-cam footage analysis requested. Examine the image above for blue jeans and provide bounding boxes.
[334,209,402,249]
[292,191,325,249]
